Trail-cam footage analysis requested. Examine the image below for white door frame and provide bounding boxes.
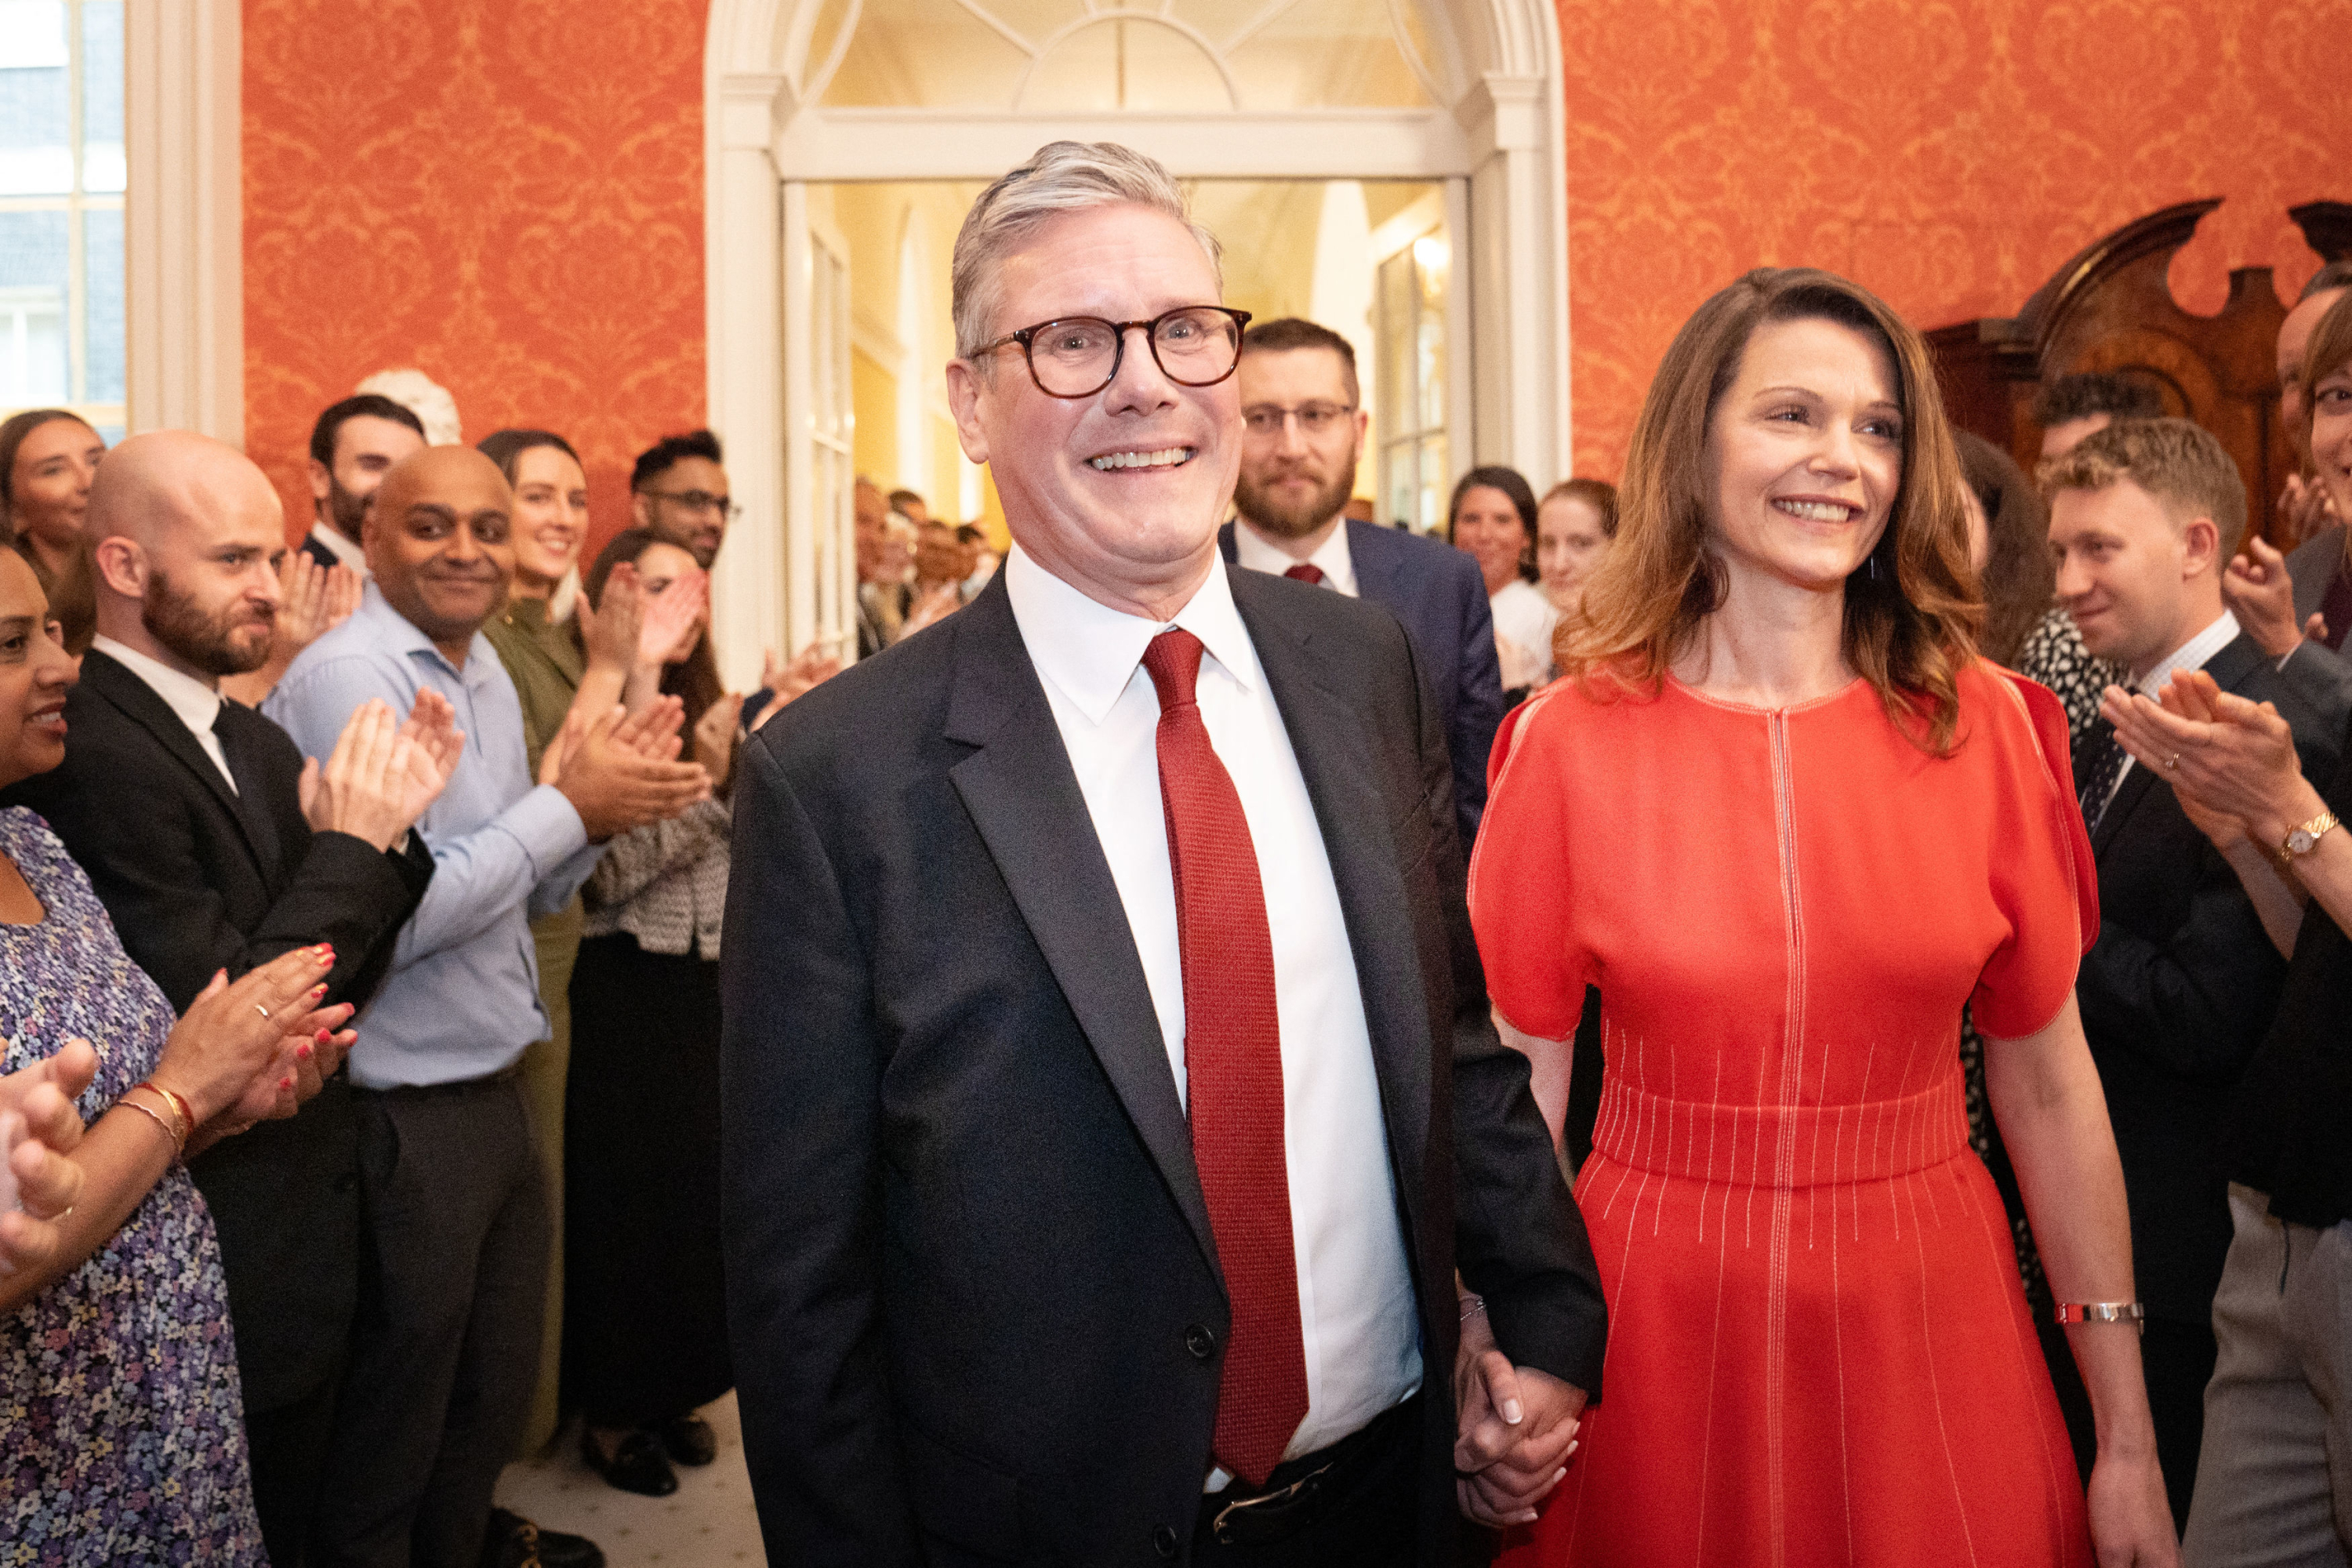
[703,0,1573,677]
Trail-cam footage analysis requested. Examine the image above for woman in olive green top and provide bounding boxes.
[477,427,702,1451]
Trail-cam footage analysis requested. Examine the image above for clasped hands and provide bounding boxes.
[2099,669,2317,853]
[1454,1294,1586,1528]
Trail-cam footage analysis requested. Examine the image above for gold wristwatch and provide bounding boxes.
[2283,811,2341,861]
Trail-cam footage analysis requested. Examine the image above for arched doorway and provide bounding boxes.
[702,0,1570,678]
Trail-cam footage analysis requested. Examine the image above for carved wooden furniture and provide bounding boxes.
[1929,200,2352,545]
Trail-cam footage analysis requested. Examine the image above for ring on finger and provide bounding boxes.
[2164,754,2181,772]
[254,1003,271,1019]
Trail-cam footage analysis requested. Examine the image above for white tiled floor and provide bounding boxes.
[495,1393,767,1566]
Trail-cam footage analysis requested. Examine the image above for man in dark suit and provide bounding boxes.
[3,430,451,1567]
[1218,318,1502,846]
[722,141,1604,1568]
[301,394,426,575]
[2048,417,2343,1528]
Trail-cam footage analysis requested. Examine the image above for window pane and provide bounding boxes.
[81,0,124,193]
[0,207,70,405]
[823,0,1030,107]
[1223,0,1430,109]
[1023,18,1234,112]
[0,0,72,196]
[82,203,120,402]
[1385,441,1414,533]
[1416,432,1447,533]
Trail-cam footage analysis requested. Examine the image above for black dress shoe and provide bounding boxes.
[580,1426,679,1497]
[480,1507,606,1568]
[658,1412,718,1467]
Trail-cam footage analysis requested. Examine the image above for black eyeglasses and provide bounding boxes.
[976,307,1252,399]
[1242,402,1358,438]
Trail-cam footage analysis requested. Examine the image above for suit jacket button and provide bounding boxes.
[1184,1323,1216,1360]
[1152,1523,1180,1559]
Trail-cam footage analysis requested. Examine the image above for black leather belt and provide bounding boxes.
[1199,1392,1420,1548]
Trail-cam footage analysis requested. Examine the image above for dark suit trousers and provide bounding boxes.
[314,1077,549,1568]
[249,1370,344,1568]
[1189,1399,1419,1566]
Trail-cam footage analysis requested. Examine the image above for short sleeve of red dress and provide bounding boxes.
[1467,688,1592,1040]
[1970,666,2100,1039]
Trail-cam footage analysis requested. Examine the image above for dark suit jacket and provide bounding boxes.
[300,527,350,572]
[3,648,430,1410]
[721,568,1604,1567]
[1220,519,1504,847]
[2073,631,2341,1324]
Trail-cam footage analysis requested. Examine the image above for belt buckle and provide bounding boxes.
[1210,1467,1324,1546]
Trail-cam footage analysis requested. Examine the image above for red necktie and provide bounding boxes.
[1283,563,1326,586]
[1140,628,1308,1486]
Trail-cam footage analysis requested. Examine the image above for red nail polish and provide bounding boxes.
[316,1029,331,1044]
[279,1076,294,1090]
[296,1043,314,1060]
[309,985,328,1002]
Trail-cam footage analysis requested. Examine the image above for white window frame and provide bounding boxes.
[702,0,1573,679]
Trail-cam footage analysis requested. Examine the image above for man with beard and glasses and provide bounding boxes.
[1218,318,1503,844]
[630,428,733,570]
[3,430,459,1567]
[267,445,711,1568]
[303,394,429,578]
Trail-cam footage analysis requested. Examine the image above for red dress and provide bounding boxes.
[1469,664,2097,1568]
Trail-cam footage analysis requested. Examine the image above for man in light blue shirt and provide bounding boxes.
[265,445,707,1568]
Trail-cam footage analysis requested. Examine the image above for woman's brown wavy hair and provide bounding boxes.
[1557,267,1981,753]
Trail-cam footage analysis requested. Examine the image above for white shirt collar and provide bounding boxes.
[91,633,225,739]
[2136,608,2239,697]
[310,523,369,577]
[1231,517,1356,596]
[1004,543,1260,727]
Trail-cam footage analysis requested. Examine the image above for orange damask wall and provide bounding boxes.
[1557,0,2347,481]
[241,0,708,546]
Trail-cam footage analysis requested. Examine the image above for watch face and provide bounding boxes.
[2290,829,2318,855]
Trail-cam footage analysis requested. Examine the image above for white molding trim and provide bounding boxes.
[125,0,242,445]
[775,108,1472,181]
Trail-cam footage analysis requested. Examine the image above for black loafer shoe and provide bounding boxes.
[659,1413,718,1467]
[481,1508,607,1568]
[580,1427,679,1497]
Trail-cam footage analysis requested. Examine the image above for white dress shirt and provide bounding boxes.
[2102,608,2240,811]
[91,634,236,793]
[307,523,370,579]
[1232,517,1359,597]
[1004,545,1421,1477]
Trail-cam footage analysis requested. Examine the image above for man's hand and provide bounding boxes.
[553,701,710,841]
[2220,537,2309,660]
[298,698,456,851]
[1454,1298,1585,1527]
[0,1040,96,1277]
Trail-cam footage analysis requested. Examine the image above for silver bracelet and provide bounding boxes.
[2053,1301,2144,1327]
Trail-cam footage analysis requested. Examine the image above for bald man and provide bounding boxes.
[2,430,457,1567]
[263,445,706,1568]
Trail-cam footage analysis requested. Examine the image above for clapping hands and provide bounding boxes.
[0,1039,96,1278]
[299,691,464,851]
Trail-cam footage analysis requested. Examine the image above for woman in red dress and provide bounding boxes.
[1465,269,2177,1566]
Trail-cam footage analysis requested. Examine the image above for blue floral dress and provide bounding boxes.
[0,808,263,1565]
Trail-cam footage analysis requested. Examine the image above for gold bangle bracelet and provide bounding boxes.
[115,1094,186,1156]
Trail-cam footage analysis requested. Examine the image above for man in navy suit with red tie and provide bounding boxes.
[721,142,1604,1566]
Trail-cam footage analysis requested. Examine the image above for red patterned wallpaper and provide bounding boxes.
[242,0,707,549]
[1556,0,2344,481]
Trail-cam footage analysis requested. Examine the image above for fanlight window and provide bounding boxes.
[803,0,1456,112]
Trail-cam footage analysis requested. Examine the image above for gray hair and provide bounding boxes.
[950,140,1221,363]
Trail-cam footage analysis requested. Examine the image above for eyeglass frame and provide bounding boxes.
[1240,401,1361,439]
[640,488,742,520]
[972,307,1254,400]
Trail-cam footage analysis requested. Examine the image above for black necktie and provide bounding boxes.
[212,704,285,873]
[2076,717,2128,831]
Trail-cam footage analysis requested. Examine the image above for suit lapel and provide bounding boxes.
[1231,571,1431,1210]
[81,651,270,869]
[1345,519,1401,604]
[941,580,1219,1270]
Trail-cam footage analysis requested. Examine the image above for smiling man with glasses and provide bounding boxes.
[721,141,1603,1567]
[629,429,737,570]
[1221,317,1504,846]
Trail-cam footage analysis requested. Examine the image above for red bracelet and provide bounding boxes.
[136,1080,197,1137]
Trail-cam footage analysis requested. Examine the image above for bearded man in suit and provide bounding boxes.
[721,140,1606,1567]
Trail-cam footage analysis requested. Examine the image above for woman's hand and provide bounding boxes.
[2100,672,2318,844]
[150,946,339,1127]
[198,998,358,1148]
[693,694,740,794]
[0,1039,96,1277]
[579,561,646,677]
[2086,1446,2180,1566]
[637,567,709,671]
[2220,537,2316,661]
